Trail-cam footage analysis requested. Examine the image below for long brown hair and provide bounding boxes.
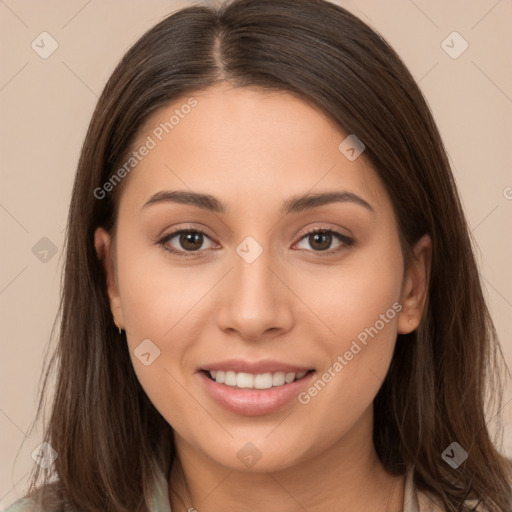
[18,0,511,510]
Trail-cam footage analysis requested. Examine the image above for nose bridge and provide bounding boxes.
[216,237,293,340]
[234,243,275,301]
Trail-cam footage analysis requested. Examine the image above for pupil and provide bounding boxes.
[311,232,331,251]
[181,232,202,251]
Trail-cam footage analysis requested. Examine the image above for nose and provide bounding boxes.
[216,245,294,342]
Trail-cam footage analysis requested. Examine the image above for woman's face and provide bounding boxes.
[95,83,430,473]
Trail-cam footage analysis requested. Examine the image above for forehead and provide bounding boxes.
[117,83,391,216]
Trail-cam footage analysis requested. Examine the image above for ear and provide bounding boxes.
[94,227,125,330]
[397,233,432,334]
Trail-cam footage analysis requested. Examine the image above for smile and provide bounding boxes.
[206,370,311,389]
[198,368,316,416]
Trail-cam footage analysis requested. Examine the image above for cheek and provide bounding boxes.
[113,241,209,417]
[115,231,208,342]
[294,235,404,431]
[294,235,403,344]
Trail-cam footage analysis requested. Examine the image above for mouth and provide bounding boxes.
[196,359,317,415]
[201,369,315,390]
[197,367,316,416]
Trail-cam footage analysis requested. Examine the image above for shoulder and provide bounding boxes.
[405,465,495,512]
[417,489,492,512]
[2,483,69,512]
[4,468,171,512]
[3,497,37,512]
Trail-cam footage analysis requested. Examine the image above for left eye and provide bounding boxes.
[294,228,352,253]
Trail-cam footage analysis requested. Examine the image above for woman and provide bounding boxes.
[5,0,511,510]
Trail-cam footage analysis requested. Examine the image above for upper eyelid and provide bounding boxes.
[294,228,352,251]
[160,225,349,240]
[160,226,351,251]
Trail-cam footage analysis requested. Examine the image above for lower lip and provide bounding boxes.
[198,371,315,416]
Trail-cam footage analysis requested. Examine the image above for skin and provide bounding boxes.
[95,82,431,512]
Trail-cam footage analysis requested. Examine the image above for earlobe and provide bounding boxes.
[397,233,432,334]
[93,227,125,330]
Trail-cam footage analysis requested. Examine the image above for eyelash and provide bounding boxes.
[157,226,353,258]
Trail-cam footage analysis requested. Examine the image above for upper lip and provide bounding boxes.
[200,359,314,374]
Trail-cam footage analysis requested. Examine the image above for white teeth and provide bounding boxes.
[272,372,286,386]
[254,373,273,389]
[208,370,310,389]
[236,372,254,388]
[225,371,237,386]
[285,372,295,383]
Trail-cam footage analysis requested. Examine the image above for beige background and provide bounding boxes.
[1,0,511,507]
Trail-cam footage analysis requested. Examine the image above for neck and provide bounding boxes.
[169,409,405,512]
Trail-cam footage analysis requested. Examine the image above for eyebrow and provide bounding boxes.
[141,190,375,215]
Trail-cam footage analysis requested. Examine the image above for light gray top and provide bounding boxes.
[2,465,488,511]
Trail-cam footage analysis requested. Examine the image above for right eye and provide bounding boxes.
[157,228,217,257]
